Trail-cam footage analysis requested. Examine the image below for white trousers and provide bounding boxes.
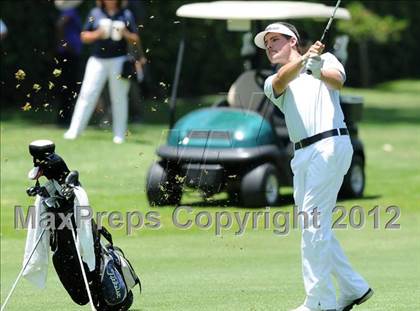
[66,56,130,140]
[291,135,369,310]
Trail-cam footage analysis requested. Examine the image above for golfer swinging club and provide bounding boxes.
[254,22,373,311]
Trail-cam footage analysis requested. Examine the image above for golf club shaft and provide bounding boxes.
[307,0,342,75]
[1,229,46,311]
[70,225,97,311]
[319,0,341,43]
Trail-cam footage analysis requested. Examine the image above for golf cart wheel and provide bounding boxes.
[240,163,280,207]
[146,162,182,206]
[341,155,365,198]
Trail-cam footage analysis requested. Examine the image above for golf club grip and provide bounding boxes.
[306,41,322,75]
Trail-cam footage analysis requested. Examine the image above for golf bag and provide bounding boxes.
[47,198,140,310]
[26,140,141,310]
[50,207,141,310]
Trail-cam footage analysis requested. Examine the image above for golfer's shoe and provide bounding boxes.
[337,288,374,311]
[113,136,124,144]
[63,130,77,140]
[290,305,336,311]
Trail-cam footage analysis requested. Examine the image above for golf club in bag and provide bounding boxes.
[2,140,141,310]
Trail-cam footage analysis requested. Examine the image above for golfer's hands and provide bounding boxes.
[305,55,324,79]
[301,41,325,79]
[81,29,106,43]
[301,41,325,63]
[308,41,325,56]
[121,27,131,39]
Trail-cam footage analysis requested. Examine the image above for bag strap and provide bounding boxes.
[98,227,113,245]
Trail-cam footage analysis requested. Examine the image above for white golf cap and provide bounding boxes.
[254,23,298,49]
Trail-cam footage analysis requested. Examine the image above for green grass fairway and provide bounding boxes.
[1,80,420,310]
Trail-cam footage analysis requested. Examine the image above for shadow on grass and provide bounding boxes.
[2,94,418,127]
[375,79,420,94]
[128,137,156,145]
[172,193,379,209]
[362,107,420,125]
[337,194,382,203]
[0,96,222,126]
[181,193,294,208]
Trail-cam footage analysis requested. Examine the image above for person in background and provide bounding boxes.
[332,35,350,67]
[64,0,139,144]
[54,0,83,126]
[240,32,257,71]
[0,18,8,40]
[126,0,148,122]
[95,0,148,126]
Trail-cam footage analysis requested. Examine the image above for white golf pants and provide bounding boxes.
[66,56,130,140]
[291,135,369,310]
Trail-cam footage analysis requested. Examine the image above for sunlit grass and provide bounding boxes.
[1,80,419,310]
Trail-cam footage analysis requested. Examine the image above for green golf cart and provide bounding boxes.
[146,1,365,207]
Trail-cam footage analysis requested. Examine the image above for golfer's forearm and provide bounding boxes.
[81,30,102,44]
[272,57,305,95]
[321,69,344,90]
[124,31,140,45]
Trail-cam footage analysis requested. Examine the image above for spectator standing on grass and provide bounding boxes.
[95,0,148,125]
[54,0,83,126]
[64,0,139,144]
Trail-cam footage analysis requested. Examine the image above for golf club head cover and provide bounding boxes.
[62,171,80,201]
[29,139,56,160]
[29,140,70,184]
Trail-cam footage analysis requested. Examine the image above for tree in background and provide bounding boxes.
[337,1,407,87]
[0,1,418,110]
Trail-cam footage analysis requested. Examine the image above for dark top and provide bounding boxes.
[58,8,82,55]
[84,7,137,58]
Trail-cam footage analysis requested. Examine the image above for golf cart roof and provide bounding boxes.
[176,1,351,20]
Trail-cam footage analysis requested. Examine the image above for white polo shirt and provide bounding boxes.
[264,52,346,143]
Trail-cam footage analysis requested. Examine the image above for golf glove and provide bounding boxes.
[305,55,324,79]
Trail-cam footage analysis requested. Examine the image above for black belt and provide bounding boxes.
[295,128,349,150]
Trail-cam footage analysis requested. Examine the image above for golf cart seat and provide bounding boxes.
[227,69,267,111]
[226,69,291,144]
